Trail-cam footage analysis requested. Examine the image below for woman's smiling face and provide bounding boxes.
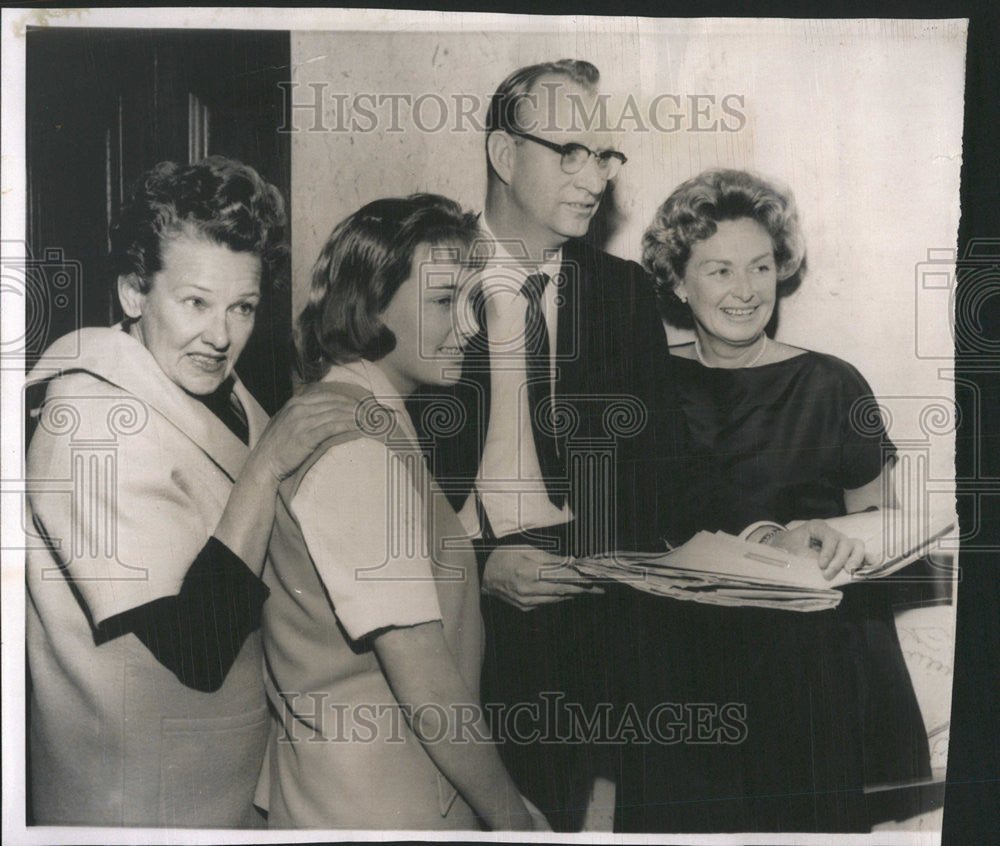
[375,241,478,395]
[677,217,777,351]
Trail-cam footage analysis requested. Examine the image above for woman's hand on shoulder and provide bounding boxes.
[247,383,360,485]
[766,519,866,580]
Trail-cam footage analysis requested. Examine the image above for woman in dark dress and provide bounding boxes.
[617,169,931,833]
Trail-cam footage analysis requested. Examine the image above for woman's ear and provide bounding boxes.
[486,130,515,185]
[673,281,688,304]
[117,274,145,318]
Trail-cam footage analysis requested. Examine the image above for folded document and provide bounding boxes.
[571,508,956,613]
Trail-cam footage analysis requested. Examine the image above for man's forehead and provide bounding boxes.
[519,75,617,147]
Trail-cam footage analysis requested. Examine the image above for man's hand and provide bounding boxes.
[767,519,866,581]
[481,547,603,611]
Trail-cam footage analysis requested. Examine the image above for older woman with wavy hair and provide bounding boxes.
[26,156,351,827]
[616,169,931,833]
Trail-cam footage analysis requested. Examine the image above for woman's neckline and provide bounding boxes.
[671,343,812,370]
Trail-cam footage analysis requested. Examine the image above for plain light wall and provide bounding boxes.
[290,18,964,486]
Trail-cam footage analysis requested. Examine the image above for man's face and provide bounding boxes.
[505,76,617,249]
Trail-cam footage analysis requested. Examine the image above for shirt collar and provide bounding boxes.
[480,216,564,286]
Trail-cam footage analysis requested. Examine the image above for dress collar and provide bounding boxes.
[26,326,267,482]
[320,358,419,444]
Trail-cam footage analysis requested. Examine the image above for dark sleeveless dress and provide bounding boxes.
[616,350,931,833]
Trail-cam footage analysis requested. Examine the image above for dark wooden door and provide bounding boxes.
[26,27,292,412]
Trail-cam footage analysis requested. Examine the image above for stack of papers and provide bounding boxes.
[573,532,844,612]
[570,508,956,613]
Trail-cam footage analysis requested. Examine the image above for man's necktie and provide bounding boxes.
[521,271,564,507]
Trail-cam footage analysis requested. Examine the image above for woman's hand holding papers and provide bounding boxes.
[766,520,867,581]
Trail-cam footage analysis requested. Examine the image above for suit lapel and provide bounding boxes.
[557,239,590,399]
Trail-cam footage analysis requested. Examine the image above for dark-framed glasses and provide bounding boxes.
[507,128,627,179]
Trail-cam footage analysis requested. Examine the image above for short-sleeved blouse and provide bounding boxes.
[678,350,896,532]
[260,362,484,830]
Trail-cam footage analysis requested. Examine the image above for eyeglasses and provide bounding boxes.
[507,129,627,179]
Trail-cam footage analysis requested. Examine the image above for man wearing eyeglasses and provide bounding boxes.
[415,59,689,831]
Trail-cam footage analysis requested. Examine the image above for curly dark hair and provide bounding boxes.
[111,155,286,293]
[296,193,483,382]
[642,169,806,329]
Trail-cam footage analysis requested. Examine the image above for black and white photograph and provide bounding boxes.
[2,5,994,845]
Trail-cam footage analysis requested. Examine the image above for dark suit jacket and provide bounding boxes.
[407,241,694,826]
[409,237,692,559]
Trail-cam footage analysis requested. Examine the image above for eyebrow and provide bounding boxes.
[583,142,623,155]
[176,284,260,298]
[563,140,625,159]
[562,138,618,150]
[698,252,774,266]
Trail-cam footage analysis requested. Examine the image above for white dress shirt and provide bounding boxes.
[457,219,574,538]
